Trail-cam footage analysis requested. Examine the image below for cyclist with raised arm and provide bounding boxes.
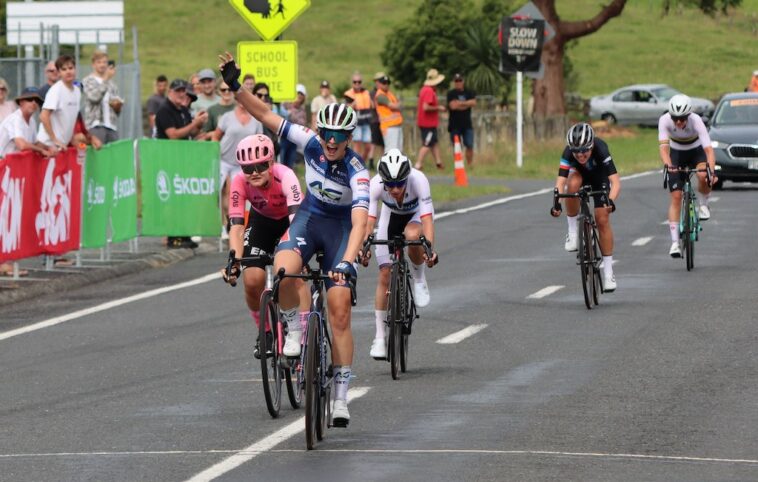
[219,53,369,427]
[221,134,310,359]
[658,94,717,258]
[551,123,620,292]
[360,149,437,360]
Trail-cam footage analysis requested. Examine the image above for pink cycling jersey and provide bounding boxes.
[228,163,303,221]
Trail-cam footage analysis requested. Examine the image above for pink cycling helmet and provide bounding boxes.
[235,134,274,166]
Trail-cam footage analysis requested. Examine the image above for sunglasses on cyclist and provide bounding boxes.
[570,146,593,153]
[671,114,689,122]
[241,162,269,175]
[319,128,350,143]
[383,180,407,189]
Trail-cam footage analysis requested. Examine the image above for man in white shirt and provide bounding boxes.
[38,55,87,151]
[0,87,54,158]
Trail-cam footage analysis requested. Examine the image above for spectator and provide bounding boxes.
[252,82,280,158]
[243,73,256,91]
[446,72,477,166]
[204,81,235,134]
[280,83,307,168]
[374,73,403,152]
[368,73,386,169]
[82,50,123,145]
[155,79,207,140]
[211,101,263,239]
[189,73,201,95]
[38,55,97,151]
[0,87,54,158]
[749,70,758,93]
[192,68,220,115]
[146,74,168,137]
[415,68,446,170]
[0,78,17,122]
[38,61,60,101]
[155,79,207,249]
[310,80,336,131]
[343,71,372,160]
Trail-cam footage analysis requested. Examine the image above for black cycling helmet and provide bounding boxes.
[378,148,411,183]
[566,122,595,151]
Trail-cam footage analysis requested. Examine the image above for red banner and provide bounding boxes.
[0,148,82,262]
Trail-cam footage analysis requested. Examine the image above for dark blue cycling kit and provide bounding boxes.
[276,120,369,287]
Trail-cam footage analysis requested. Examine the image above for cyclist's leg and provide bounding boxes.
[668,148,685,254]
[591,185,615,286]
[692,147,711,218]
[373,207,393,349]
[564,171,583,250]
[243,214,289,327]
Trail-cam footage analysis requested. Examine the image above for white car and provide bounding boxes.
[589,84,714,126]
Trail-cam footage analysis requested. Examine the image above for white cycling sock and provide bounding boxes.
[375,310,387,339]
[701,192,711,207]
[567,215,578,236]
[411,262,425,283]
[334,365,351,401]
[603,255,614,278]
[281,307,299,332]
[669,222,679,242]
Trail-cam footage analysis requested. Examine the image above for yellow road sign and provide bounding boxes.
[238,41,298,102]
[229,0,311,41]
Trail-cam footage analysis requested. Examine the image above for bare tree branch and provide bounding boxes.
[558,0,628,41]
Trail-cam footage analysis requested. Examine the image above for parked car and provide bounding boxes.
[707,92,758,189]
[589,84,714,126]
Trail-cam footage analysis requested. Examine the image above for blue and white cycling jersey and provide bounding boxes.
[278,120,370,218]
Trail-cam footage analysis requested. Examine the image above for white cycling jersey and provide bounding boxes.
[658,112,711,151]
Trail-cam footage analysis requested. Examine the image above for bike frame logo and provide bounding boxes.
[0,167,24,253]
[35,158,72,246]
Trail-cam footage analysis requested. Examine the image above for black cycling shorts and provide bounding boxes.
[572,171,612,207]
[242,214,289,269]
[668,146,706,192]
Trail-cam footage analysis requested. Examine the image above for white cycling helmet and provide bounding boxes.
[668,94,692,117]
[566,122,594,150]
[316,102,357,132]
[378,148,411,183]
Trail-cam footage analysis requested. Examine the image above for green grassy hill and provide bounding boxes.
[125,0,758,102]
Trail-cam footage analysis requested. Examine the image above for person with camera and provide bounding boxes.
[82,50,123,144]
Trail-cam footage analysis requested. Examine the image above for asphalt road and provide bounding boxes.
[2,174,758,481]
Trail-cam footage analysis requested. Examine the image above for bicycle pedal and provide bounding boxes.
[372,355,386,361]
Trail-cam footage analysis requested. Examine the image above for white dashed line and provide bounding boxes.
[184,387,371,482]
[527,285,564,299]
[436,324,488,344]
[710,196,719,202]
[631,236,653,246]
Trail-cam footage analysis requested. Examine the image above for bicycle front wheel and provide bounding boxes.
[591,226,601,306]
[684,194,694,271]
[577,215,593,310]
[304,314,320,450]
[259,290,281,418]
[389,262,402,380]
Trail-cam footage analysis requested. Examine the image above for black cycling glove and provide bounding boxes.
[220,60,242,92]
[333,260,357,280]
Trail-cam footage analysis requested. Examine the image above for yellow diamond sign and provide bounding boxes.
[229,0,311,41]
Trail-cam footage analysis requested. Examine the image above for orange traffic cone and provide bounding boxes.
[453,135,468,187]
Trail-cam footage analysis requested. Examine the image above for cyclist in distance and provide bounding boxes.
[219,52,369,426]
[658,94,717,258]
[221,134,309,359]
[551,123,620,292]
[360,149,438,360]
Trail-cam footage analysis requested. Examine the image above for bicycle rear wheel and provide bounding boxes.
[304,314,320,450]
[400,269,412,373]
[259,291,281,418]
[389,262,402,380]
[577,215,593,310]
[591,226,601,306]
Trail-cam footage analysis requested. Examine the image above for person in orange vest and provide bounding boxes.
[374,73,404,152]
[344,72,373,161]
[748,70,758,93]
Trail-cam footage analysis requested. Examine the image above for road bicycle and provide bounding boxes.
[554,185,609,309]
[224,250,301,419]
[362,234,434,379]
[664,166,711,271]
[268,252,356,450]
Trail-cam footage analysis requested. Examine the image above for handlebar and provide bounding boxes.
[663,165,713,189]
[361,233,437,265]
[273,266,358,307]
[224,249,273,287]
[553,184,609,200]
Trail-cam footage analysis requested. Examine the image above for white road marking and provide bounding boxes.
[710,196,719,202]
[436,324,488,344]
[184,386,370,482]
[527,286,564,299]
[0,273,220,342]
[4,447,758,466]
[631,236,653,246]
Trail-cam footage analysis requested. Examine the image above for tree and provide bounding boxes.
[531,0,628,117]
